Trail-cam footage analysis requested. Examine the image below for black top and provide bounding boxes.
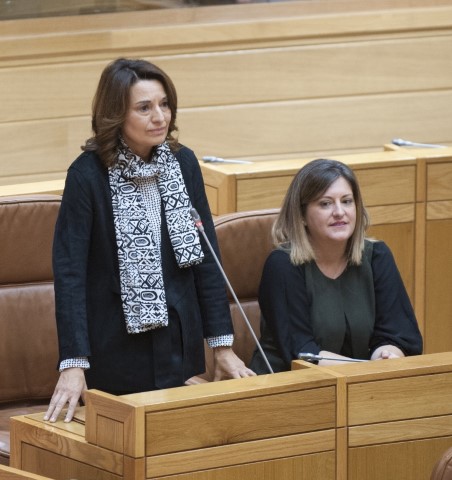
[250,240,423,373]
[53,146,232,393]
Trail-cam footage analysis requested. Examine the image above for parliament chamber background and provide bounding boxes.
[1,0,452,479]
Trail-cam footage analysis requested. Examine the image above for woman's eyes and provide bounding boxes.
[319,198,354,207]
[137,102,169,113]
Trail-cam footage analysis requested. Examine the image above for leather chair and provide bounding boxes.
[431,447,452,480]
[201,208,279,380]
[0,195,61,466]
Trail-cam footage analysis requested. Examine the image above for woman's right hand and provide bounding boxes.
[44,368,87,423]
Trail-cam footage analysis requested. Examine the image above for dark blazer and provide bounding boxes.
[53,146,232,393]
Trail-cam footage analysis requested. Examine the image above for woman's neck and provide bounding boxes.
[312,243,348,279]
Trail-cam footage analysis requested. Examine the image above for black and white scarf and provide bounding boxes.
[109,141,204,334]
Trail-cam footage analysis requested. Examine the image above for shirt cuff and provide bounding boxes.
[59,357,90,372]
[206,334,234,348]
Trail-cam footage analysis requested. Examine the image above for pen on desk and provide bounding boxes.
[202,155,253,165]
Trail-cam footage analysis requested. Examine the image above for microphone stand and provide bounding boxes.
[297,353,367,363]
[190,208,274,374]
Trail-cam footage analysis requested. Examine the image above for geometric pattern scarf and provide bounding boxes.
[109,140,204,334]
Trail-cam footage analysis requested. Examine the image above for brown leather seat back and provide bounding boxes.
[0,195,61,404]
[431,447,452,480]
[202,209,279,380]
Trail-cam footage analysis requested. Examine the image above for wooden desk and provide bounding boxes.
[293,351,452,480]
[200,149,418,215]
[11,369,337,480]
[10,353,452,479]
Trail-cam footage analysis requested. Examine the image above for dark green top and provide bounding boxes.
[304,241,374,359]
[250,240,423,374]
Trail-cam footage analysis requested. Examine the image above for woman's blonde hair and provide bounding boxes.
[273,158,369,265]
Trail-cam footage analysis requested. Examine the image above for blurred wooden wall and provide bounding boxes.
[1,0,452,185]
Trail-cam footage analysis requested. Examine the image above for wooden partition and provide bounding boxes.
[294,351,452,480]
[422,150,452,354]
[10,369,337,479]
[1,0,452,185]
[10,353,452,480]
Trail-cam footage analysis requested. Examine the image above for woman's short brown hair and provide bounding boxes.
[273,158,370,265]
[83,57,179,167]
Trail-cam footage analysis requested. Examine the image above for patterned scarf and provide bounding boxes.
[109,141,204,334]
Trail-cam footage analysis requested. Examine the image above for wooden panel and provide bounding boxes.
[427,162,452,201]
[367,222,414,302]
[427,200,452,220]
[0,62,97,123]
[162,35,452,108]
[425,219,452,353]
[85,390,146,457]
[146,430,335,477]
[236,175,293,212]
[145,386,336,455]
[151,451,335,480]
[21,444,120,480]
[0,117,89,184]
[204,185,218,215]
[3,34,452,122]
[347,372,452,425]
[367,204,414,225]
[354,166,415,206]
[0,465,55,480]
[349,414,452,447]
[1,90,444,185]
[348,436,452,480]
[4,1,452,61]
[0,180,64,197]
[10,415,123,474]
[178,91,452,160]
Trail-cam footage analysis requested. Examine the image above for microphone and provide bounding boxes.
[190,208,274,374]
[297,352,367,363]
[202,155,253,165]
[392,138,446,149]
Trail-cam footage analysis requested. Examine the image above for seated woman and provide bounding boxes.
[250,158,423,373]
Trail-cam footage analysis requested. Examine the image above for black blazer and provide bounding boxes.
[53,146,232,393]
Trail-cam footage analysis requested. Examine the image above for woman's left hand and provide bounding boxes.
[213,347,256,380]
[371,345,405,360]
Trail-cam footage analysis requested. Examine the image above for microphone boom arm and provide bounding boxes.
[190,208,274,374]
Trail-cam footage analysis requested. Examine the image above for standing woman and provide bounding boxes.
[45,58,254,423]
[250,159,422,373]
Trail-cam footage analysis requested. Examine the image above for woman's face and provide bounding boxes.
[304,176,356,249]
[122,79,171,159]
